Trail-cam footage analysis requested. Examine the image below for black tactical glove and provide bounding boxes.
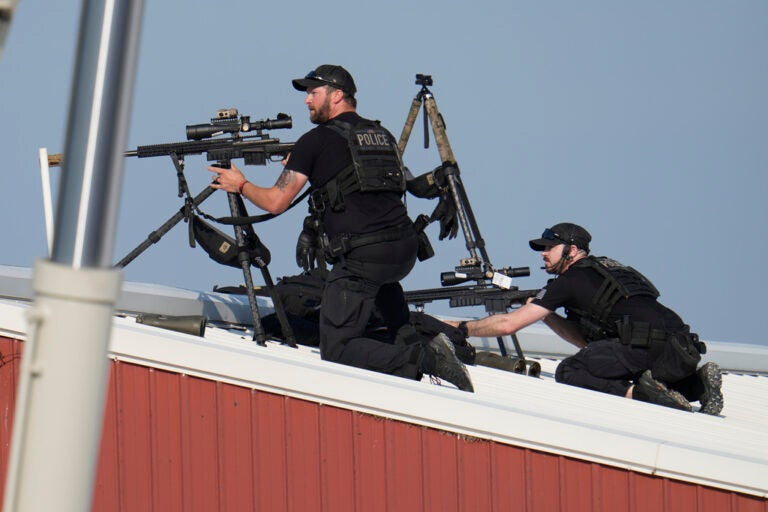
[295,229,318,271]
[430,191,459,240]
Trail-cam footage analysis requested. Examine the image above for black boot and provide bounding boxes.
[420,334,474,392]
[632,370,692,412]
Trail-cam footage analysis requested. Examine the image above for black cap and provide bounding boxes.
[292,65,357,95]
[529,222,592,252]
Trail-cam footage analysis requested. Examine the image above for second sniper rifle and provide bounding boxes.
[116,108,296,346]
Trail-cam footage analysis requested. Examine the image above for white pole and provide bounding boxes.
[38,148,55,256]
[2,261,122,511]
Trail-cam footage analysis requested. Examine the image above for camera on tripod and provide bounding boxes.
[186,109,292,141]
[415,74,433,87]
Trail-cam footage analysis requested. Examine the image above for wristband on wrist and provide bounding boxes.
[238,180,248,194]
[458,321,469,338]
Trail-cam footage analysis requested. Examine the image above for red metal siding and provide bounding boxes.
[0,335,766,512]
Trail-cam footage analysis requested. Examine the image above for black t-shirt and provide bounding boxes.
[287,112,409,238]
[531,259,685,332]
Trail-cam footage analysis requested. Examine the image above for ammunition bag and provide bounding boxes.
[271,268,327,321]
[192,216,270,269]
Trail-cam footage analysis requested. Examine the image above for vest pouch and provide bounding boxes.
[354,160,405,193]
[416,230,434,261]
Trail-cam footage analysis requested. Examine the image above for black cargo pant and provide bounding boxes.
[555,339,651,396]
[319,233,421,379]
[555,338,704,399]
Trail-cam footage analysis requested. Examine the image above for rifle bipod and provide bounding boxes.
[115,153,297,347]
[399,74,538,376]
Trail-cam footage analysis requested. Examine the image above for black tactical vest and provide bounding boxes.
[570,256,660,340]
[311,119,406,213]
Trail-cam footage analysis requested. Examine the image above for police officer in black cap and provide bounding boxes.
[447,222,723,413]
[209,64,473,392]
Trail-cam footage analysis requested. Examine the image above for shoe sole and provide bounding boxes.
[698,362,724,415]
[639,371,693,412]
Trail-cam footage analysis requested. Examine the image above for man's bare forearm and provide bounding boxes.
[543,313,587,348]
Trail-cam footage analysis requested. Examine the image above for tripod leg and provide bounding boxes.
[256,265,298,348]
[229,193,298,348]
[115,185,217,268]
[423,95,456,164]
[397,96,423,154]
[423,92,496,268]
[452,174,494,265]
[445,173,480,263]
[226,192,269,345]
[509,333,525,361]
[496,336,508,357]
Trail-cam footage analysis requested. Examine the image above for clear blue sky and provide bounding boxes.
[1,1,765,345]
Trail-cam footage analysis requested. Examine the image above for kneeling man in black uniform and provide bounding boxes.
[209,64,472,392]
[449,222,723,412]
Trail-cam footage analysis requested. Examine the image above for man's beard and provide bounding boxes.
[543,254,569,275]
[309,96,332,124]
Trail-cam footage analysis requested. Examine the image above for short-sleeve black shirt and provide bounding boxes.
[531,259,685,332]
[287,112,409,239]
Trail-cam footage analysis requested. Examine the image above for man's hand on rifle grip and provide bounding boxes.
[208,163,247,194]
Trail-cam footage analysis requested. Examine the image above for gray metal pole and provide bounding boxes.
[2,0,144,510]
[0,0,20,61]
[54,0,144,268]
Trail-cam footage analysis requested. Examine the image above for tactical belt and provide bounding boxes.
[326,223,415,258]
[616,322,669,348]
[616,319,706,355]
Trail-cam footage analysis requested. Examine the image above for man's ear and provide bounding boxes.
[330,87,345,105]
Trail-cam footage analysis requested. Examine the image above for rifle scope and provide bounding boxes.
[186,110,292,141]
[440,266,530,287]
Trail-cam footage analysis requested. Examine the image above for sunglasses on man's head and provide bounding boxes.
[540,228,569,244]
[305,70,339,87]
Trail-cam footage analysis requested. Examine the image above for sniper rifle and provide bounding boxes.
[404,270,541,376]
[124,109,294,165]
[116,108,297,347]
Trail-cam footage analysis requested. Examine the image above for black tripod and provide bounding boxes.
[399,74,537,375]
[116,152,297,347]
